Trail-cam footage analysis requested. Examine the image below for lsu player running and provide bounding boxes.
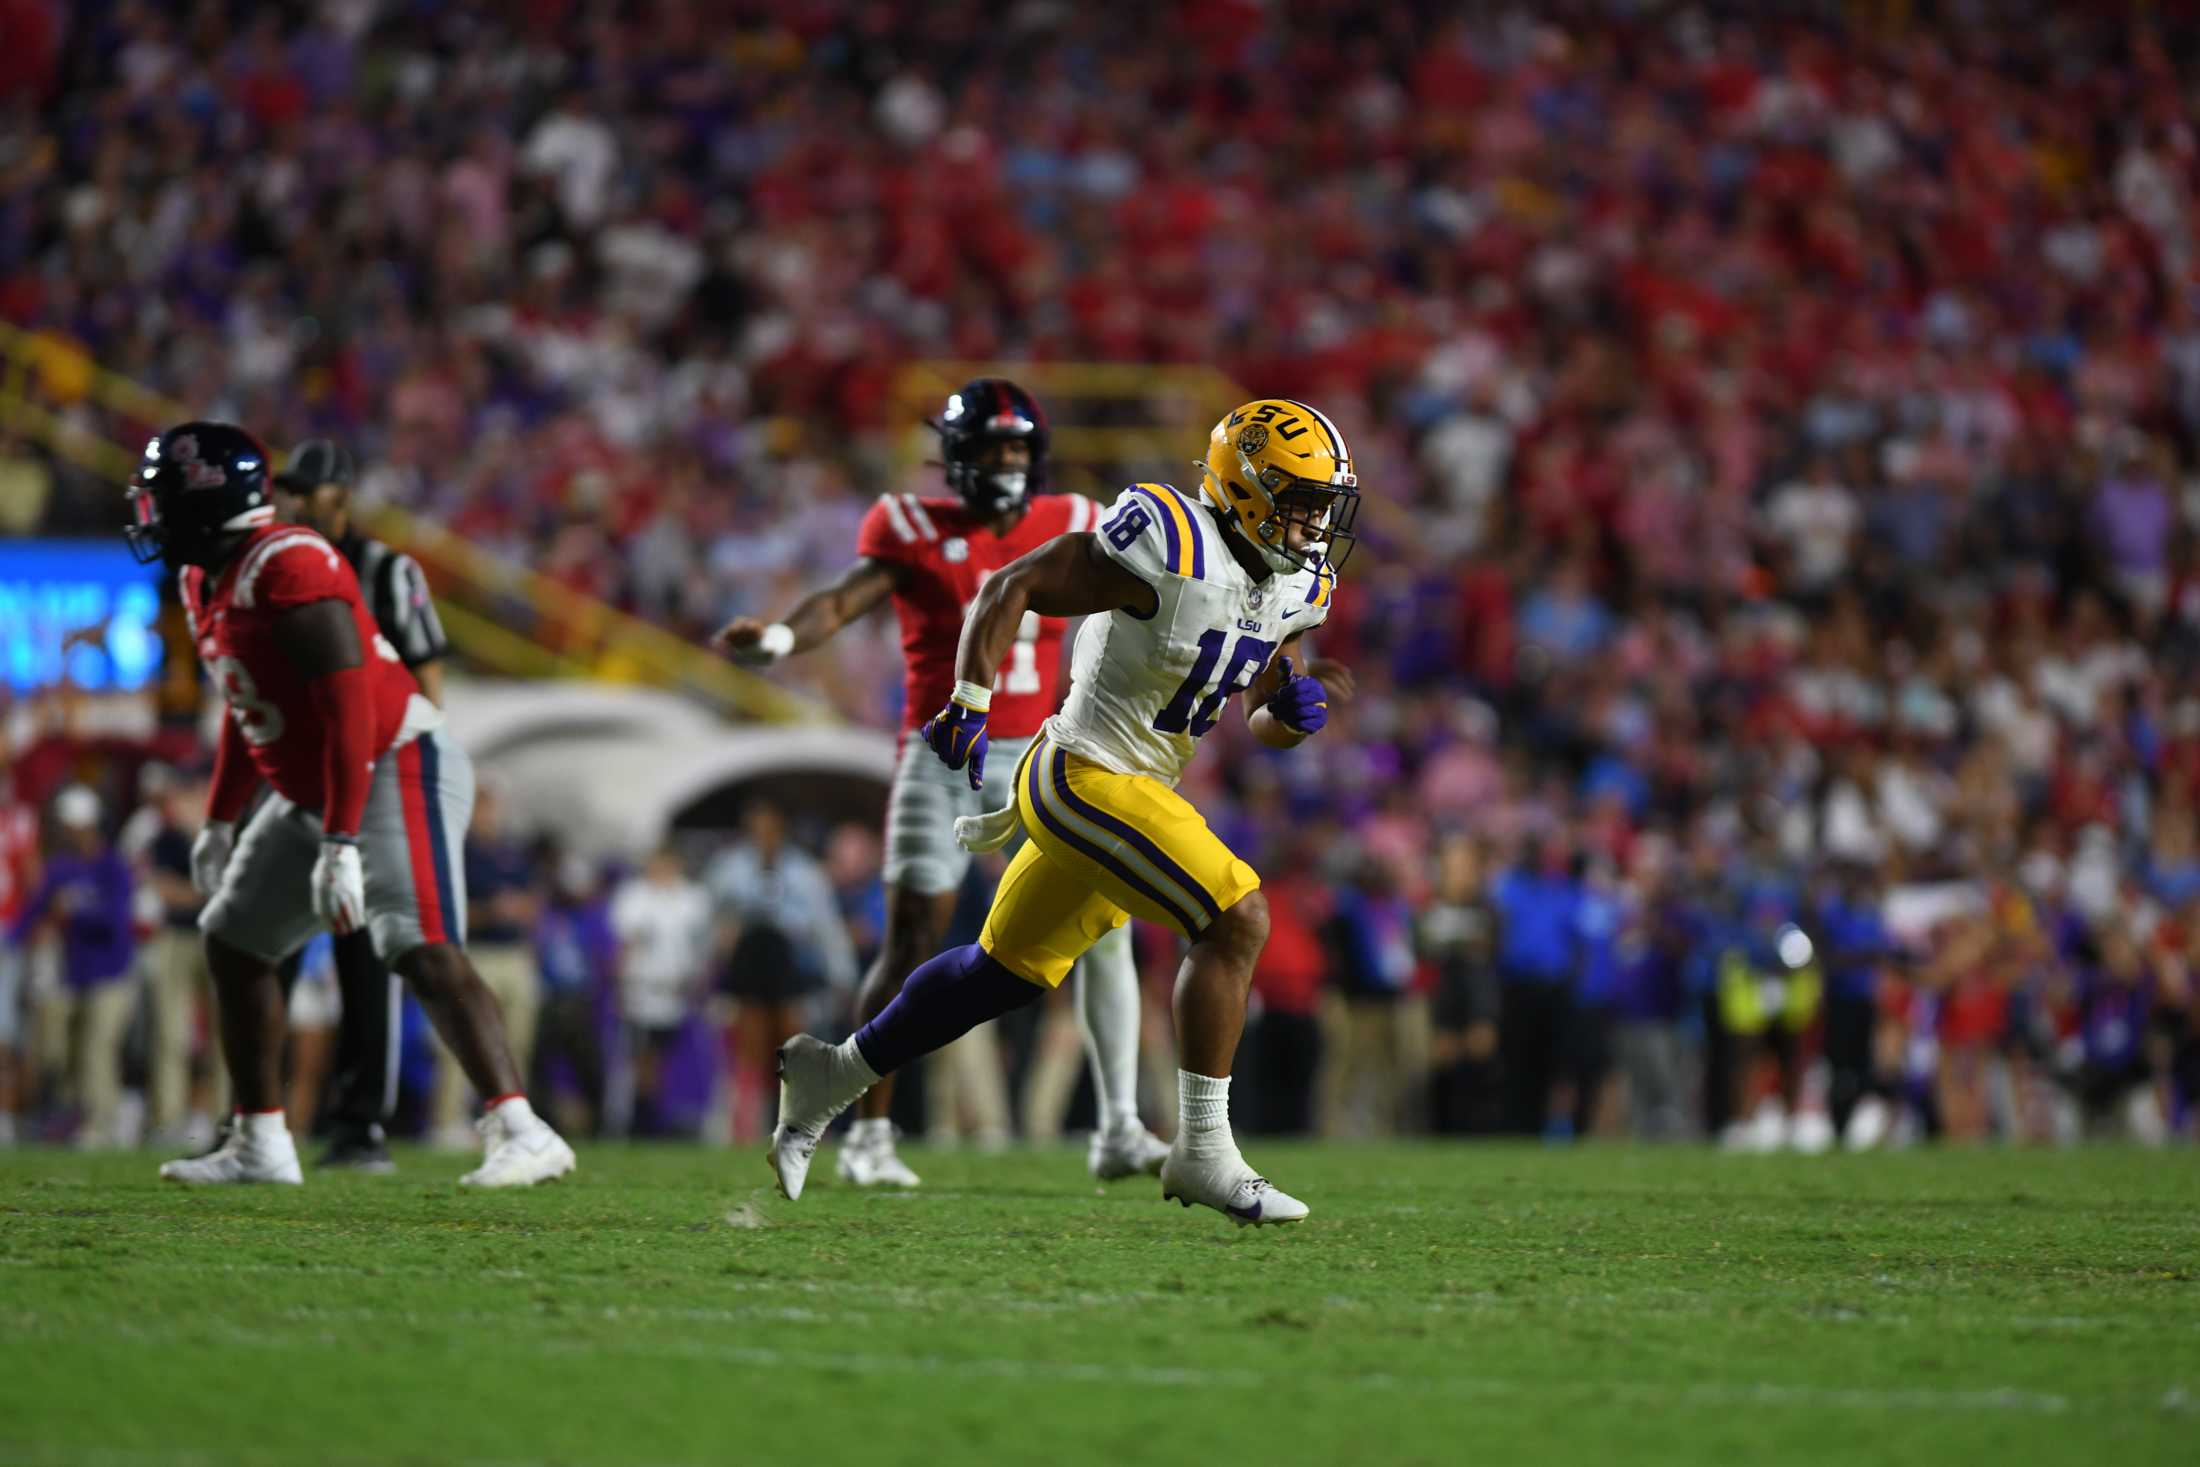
[770,399,1358,1224]
[716,378,1169,1187]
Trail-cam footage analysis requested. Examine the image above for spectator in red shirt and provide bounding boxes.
[1240,853,1331,1137]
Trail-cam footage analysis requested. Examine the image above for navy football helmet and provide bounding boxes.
[124,422,277,570]
[935,378,1048,516]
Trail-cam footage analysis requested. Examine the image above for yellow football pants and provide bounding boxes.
[978,734,1260,987]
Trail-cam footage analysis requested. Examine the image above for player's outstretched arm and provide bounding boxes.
[711,558,899,667]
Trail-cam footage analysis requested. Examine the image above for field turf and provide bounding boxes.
[2,1141,2195,1466]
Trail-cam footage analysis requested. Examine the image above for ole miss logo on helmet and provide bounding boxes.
[170,434,229,488]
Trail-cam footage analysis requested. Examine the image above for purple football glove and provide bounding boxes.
[922,694,991,790]
[1266,657,1328,736]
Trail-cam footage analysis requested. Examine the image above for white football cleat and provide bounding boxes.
[1158,1146,1308,1226]
[1843,1095,1891,1152]
[459,1110,576,1188]
[159,1123,303,1186]
[1089,1122,1170,1182]
[768,1035,870,1201]
[836,1127,921,1188]
[1787,1109,1836,1155]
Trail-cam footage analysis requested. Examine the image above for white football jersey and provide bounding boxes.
[1046,482,1335,785]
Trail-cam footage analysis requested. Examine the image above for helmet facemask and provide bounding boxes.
[949,436,1034,516]
[123,484,168,567]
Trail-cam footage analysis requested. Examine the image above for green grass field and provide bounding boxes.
[2,1141,2195,1467]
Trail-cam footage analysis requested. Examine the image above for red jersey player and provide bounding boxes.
[123,421,572,1188]
[715,378,1168,1187]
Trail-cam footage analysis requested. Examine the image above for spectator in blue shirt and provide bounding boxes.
[1816,863,1894,1144]
[531,849,613,1136]
[2143,808,2200,910]
[1516,555,1614,665]
[2073,929,2156,1139]
[1318,855,1423,1136]
[1675,841,1744,1136]
[1492,836,1581,1135]
[8,787,137,1146]
[1562,859,1623,1139]
[1609,853,1698,1139]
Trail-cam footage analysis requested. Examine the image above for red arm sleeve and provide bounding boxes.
[307,661,376,841]
[205,712,260,824]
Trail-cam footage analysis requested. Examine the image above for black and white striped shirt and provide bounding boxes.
[335,532,448,669]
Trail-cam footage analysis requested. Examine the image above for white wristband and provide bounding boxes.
[951,679,993,712]
[758,623,796,661]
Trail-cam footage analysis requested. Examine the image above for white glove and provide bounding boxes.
[727,622,797,667]
[190,820,235,896]
[311,839,367,936]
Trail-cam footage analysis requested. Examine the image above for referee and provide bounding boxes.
[272,439,450,1170]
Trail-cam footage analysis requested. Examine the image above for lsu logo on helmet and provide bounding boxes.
[1198,399,1359,575]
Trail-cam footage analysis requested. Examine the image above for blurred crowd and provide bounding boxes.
[3,735,2195,1151]
[5,1,2200,1146]
[0,754,892,1149]
[0,750,1189,1151]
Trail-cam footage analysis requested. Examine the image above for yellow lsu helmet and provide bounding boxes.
[1198,398,1359,575]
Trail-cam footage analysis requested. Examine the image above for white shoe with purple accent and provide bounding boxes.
[1158,1145,1309,1226]
[769,1035,875,1201]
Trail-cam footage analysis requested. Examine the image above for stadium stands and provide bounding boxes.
[4,1,2197,1144]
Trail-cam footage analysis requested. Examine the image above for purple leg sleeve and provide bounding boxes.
[852,943,1045,1076]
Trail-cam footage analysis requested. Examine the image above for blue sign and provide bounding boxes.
[0,539,166,693]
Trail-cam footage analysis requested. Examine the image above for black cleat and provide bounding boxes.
[315,1128,396,1175]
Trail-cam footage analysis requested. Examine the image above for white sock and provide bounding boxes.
[488,1094,540,1130]
[1076,926,1143,1133]
[239,1109,290,1143]
[849,1117,891,1144]
[831,1038,883,1100]
[1176,1070,1233,1154]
